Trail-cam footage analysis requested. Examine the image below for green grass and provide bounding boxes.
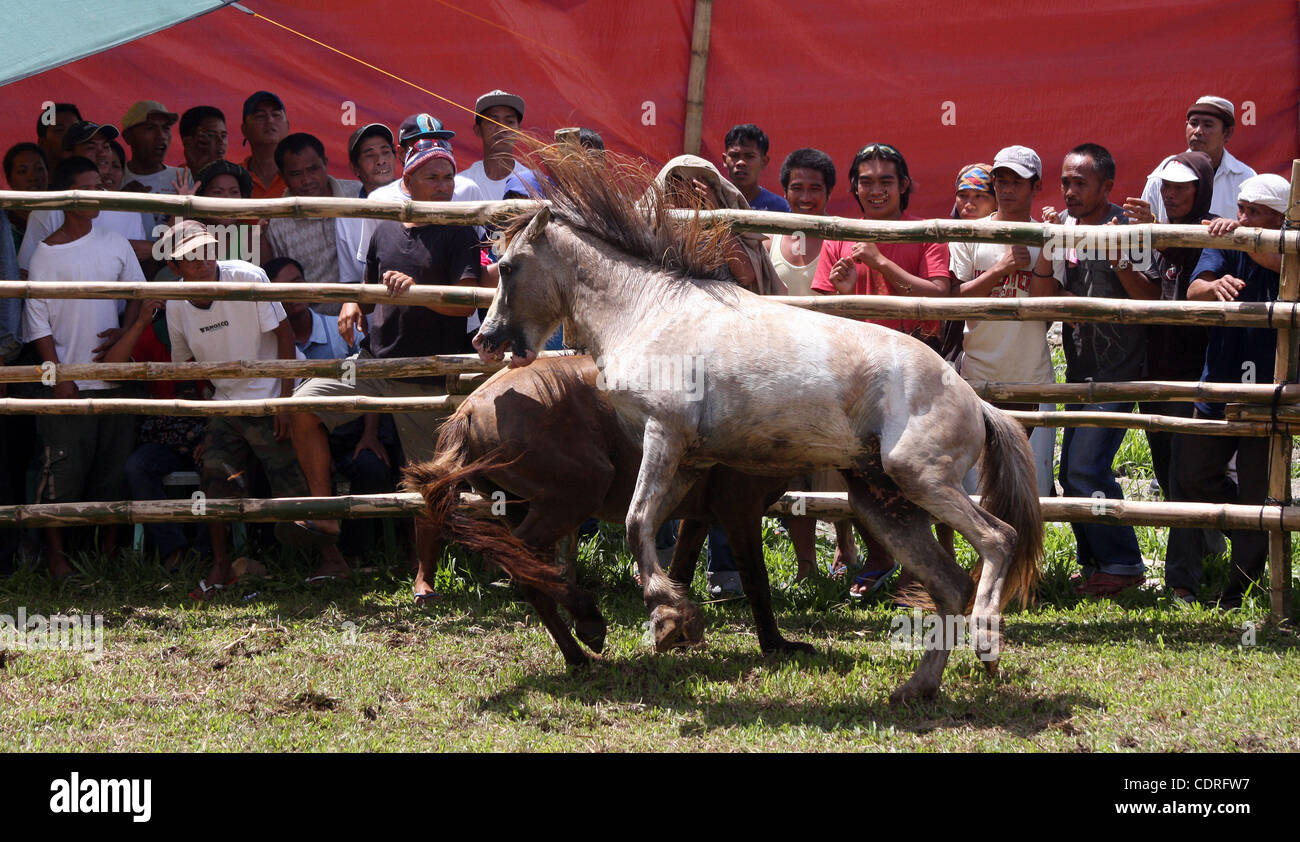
[1,343,1296,752]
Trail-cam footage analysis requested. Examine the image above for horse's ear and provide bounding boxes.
[524,205,551,243]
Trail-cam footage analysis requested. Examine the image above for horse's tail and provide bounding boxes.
[400,412,568,603]
[973,402,1044,609]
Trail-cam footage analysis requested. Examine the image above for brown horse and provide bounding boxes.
[402,354,815,666]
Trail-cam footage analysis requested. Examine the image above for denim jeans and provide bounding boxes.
[125,442,203,559]
[1059,402,1143,576]
[705,524,736,572]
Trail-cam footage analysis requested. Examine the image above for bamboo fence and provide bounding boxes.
[1,186,1296,615]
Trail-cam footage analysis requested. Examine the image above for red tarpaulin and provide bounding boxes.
[3,0,1297,218]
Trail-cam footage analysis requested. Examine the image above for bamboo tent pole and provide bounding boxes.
[1264,159,1300,618]
[2,281,1299,329]
[682,0,713,156]
[0,190,1293,254]
[2,491,1297,532]
[0,395,463,416]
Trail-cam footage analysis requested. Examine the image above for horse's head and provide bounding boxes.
[474,206,564,369]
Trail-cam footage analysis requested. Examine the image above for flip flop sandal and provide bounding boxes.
[413,590,440,605]
[275,520,340,548]
[189,575,238,601]
[848,563,900,598]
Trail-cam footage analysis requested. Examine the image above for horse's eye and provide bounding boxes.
[498,263,512,277]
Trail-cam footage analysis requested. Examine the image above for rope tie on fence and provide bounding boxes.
[1263,382,1289,532]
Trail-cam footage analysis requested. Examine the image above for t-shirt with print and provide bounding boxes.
[811,214,950,338]
[18,209,146,272]
[949,239,1052,385]
[1191,247,1280,418]
[1050,204,1147,383]
[121,164,184,235]
[166,260,287,402]
[23,228,145,389]
[363,221,481,381]
[749,187,790,213]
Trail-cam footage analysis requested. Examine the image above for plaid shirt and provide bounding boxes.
[264,177,361,308]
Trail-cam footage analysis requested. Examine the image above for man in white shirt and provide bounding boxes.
[157,220,351,595]
[23,157,144,578]
[19,122,151,276]
[458,90,535,201]
[119,100,184,233]
[1136,96,1257,222]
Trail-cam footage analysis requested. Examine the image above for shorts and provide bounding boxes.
[35,387,136,504]
[201,415,310,499]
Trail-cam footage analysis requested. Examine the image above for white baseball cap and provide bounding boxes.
[1155,159,1199,183]
[992,145,1041,179]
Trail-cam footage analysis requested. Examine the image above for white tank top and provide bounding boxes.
[768,233,819,296]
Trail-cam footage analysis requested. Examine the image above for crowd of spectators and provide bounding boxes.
[0,88,1289,610]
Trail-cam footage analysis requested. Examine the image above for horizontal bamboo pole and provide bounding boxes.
[969,380,1300,405]
[704,209,1296,255]
[2,280,1296,329]
[0,352,555,384]
[0,491,1293,532]
[1002,409,1275,436]
[0,189,535,226]
[0,395,463,416]
[1225,404,1300,423]
[0,190,1291,255]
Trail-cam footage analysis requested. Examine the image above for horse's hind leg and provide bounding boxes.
[517,584,591,666]
[513,507,607,654]
[845,474,972,703]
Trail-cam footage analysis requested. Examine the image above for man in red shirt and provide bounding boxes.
[811,143,951,343]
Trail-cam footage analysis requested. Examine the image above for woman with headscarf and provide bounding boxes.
[1141,150,1218,603]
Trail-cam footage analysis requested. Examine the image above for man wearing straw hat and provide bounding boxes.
[156,219,352,595]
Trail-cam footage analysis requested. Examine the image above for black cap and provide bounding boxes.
[347,123,394,164]
[62,121,119,151]
[243,90,286,118]
[397,113,455,145]
[196,159,253,199]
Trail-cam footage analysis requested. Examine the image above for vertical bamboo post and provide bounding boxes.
[682,0,713,156]
[1266,159,1300,618]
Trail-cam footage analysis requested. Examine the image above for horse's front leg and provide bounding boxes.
[627,420,704,652]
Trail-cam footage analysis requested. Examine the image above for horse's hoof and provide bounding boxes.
[763,638,816,656]
[889,680,938,705]
[651,603,706,652]
[574,616,607,653]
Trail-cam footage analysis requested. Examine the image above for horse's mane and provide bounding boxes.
[498,139,735,283]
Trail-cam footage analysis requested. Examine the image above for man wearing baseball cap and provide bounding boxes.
[346,123,397,198]
[949,145,1056,497]
[1174,173,1290,608]
[346,114,485,303]
[1137,96,1256,222]
[292,137,491,599]
[459,89,536,200]
[119,100,184,234]
[240,90,289,199]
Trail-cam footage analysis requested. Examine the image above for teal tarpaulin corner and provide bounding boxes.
[1,0,242,87]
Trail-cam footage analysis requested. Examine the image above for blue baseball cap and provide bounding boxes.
[398,113,455,145]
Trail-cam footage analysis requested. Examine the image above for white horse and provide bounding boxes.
[473,146,1042,701]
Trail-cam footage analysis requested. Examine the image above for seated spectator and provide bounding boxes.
[179,105,228,177]
[156,220,351,594]
[105,140,127,190]
[3,142,49,251]
[1174,174,1289,608]
[347,123,396,198]
[0,212,20,574]
[193,159,259,262]
[22,156,144,578]
[119,100,184,233]
[268,255,398,561]
[722,123,790,212]
[239,91,289,200]
[19,122,150,277]
[263,132,361,316]
[1030,143,1159,598]
[292,138,490,595]
[950,147,1055,495]
[554,126,605,152]
[35,102,81,169]
[1137,96,1256,222]
[459,90,536,200]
